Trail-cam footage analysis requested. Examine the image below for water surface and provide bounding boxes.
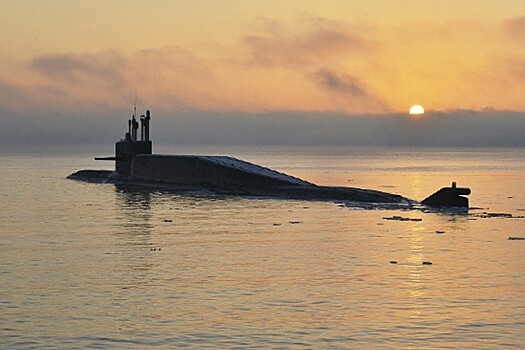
[1,147,524,349]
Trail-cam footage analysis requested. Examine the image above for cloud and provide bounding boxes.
[19,47,214,111]
[3,15,525,114]
[241,16,373,68]
[503,16,525,44]
[31,52,127,87]
[3,25,386,114]
[309,69,367,97]
[0,78,75,111]
[307,69,390,111]
[236,17,390,112]
[504,55,525,82]
[29,52,131,109]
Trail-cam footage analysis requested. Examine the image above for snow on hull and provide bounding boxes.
[201,156,311,186]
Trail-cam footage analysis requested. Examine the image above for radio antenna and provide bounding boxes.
[133,90,137,118]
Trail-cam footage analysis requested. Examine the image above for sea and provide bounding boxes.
[1,145,524,349]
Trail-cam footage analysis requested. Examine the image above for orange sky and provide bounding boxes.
[1,1,525,114]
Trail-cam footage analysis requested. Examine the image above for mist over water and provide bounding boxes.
[1,147,524,348]
[2,108,525,148]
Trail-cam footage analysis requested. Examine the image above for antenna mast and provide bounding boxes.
[133,90,137,118]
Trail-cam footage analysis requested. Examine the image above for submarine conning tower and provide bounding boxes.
[99,109,152,177]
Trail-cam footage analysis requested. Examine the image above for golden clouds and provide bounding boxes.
[236,17,388,112]
[501,17,525,88]
[503,16,525,44]
[242,17,372,68]
[25,47,215,111]
[1,12,525,113]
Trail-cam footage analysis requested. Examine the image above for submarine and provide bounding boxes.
[67,109,471,209]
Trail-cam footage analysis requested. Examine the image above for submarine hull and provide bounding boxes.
[68,154,411,206]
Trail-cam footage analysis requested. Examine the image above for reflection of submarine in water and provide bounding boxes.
[67,109,470,208]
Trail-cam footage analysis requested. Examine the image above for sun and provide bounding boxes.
[409,104,425,115]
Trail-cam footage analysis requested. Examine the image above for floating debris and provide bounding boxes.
[163,219,173,222]
[481,212,512,218]
[383,216,422,222]
[508,237,525,240]
[150,247,162,251]
[422,261,433,265]
[471,212,525,219]
[289,221,302,224]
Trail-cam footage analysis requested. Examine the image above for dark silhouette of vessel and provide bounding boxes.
[68,109,470,208]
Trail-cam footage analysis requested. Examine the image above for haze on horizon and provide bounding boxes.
[1,1,524,147]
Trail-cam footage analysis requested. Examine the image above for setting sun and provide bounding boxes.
[409,105,425,115]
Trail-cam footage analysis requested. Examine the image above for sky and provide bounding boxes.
[1,1,525,147]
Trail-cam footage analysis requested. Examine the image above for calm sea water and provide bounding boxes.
[1,146,524,349]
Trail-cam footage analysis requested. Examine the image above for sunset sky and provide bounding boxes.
[1,1,525,146]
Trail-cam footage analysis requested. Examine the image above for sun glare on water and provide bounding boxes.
[409,105,425,115]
